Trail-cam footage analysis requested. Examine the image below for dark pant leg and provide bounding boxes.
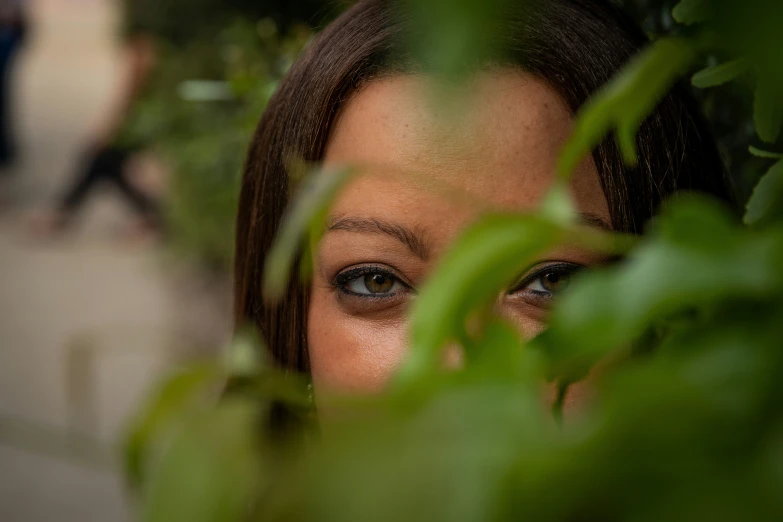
[59,146,159,222]
[59,148,114,213]
[105,150,159,223]
[0,26,22,165]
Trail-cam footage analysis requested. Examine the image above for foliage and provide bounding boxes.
[557,37,700,174]
[620,0,773,202]
[262,165,356,301]
[124,18,311,272]
[122,0,335,272]
[126,1,783,522]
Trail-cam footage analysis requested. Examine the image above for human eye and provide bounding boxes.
[508,262,585,303]
[334,265,410,298]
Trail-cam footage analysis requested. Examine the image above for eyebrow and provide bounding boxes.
[578,212,613,231]
[325,212,612,260]
[326,216,432,260]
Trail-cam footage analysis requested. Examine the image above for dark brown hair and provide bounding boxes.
[234,0,733,375]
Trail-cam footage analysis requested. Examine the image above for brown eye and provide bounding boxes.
[365,273,394,293]
[510,262,583,298]
[540,270,571,293]
[337,267,406,296]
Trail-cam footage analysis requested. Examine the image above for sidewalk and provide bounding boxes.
[0,1,183,520]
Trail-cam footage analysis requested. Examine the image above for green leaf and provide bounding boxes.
[557,38,700,178]
[396,214,562,387]
[538,181,577,227]
[309,382,549,522]
[749,146,783,159]
[540,197,783,382]
[470,318,535,383]
[124,363,223,489]
[222,331,264,378]
[141,399,261,522]
[745,160,783,225]
[403,0,513,80]
[672,0,707,25]
[692,59,748,88]
[263,166,354,302]
[754,75,783,143]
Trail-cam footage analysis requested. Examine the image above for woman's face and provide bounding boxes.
[308,71,610,398]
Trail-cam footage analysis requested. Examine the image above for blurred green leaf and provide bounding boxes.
[692,59,748,88]
[539,197,783,382]
[749,146,783,159]
[754,74,783,143]
[398,214,561,387]
[124,363,223,489]
[141,399,261,522]
[538,181,577,227]
[308,383,550,522]
[472,319,527,374]
[558,38,700,177]
[672,0,707,25]
[403,0,513,80]
[263,166,354,302]
[223,330,265,378]
[745,160,783,225]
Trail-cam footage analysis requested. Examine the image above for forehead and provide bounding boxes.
[323,70,607,225]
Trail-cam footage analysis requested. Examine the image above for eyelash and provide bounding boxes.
[508,262,585,299]
[333,265,411,298]
[332,262,584,301]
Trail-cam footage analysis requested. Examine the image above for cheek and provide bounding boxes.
[307,289,409,395]
[498,308,547,340]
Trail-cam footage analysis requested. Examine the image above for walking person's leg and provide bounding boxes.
[31,145,160,235]
[102,146,161,229]
[58,148,113,212]
[0,24,22,167]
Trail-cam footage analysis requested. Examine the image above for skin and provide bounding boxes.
[308,70,610,402]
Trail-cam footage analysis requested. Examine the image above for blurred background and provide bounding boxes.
[0,0,761,521]
[0,1,321,520]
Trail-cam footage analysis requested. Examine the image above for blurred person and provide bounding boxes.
[0,0,28,168]
[32,0,326,237]
[32,0,161,237]
[233,0,736,420]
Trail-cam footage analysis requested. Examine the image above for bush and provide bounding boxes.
[125,18,311,271]
[126,1,783,521]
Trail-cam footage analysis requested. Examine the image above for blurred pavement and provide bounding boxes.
[0,1,201,521]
